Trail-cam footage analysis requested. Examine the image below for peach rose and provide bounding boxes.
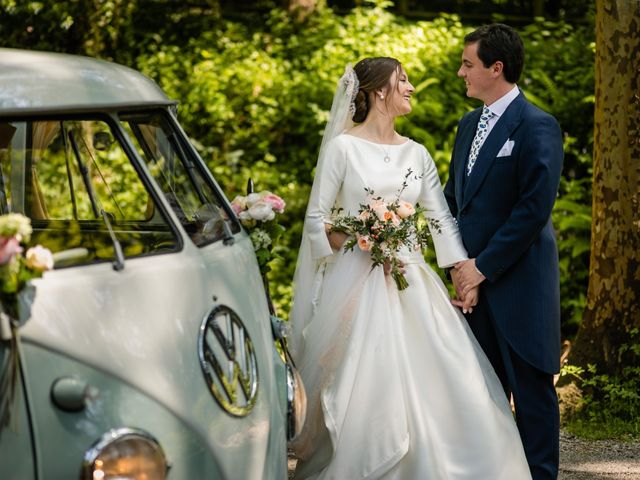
[358,210,371,221]
[372,203,392,222]
[396,201,415,219]
[357,235,373,252]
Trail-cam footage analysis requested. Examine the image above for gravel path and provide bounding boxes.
[559,430,640,479]
[288,430,640,479]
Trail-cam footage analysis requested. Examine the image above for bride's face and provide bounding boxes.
[384,67,414,117]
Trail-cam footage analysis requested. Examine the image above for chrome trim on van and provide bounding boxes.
[198,305,259,417]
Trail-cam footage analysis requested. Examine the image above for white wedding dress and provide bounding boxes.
[290,134,531,480]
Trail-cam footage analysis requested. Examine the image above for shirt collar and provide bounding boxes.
[486,85,520,117]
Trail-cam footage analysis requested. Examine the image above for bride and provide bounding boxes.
[289,57,531,480]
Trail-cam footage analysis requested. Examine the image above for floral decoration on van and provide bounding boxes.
[0,213,53,319]
[0,213,53,434]
[231,191,286,275]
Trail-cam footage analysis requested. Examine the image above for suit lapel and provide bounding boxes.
[461,93,526,211]
[454,109,481,208]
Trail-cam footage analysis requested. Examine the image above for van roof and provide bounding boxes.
[0,48,175,116]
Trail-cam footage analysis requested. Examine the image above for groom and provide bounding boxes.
[445,24,563,479]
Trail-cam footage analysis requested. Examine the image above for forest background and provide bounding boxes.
[1,0,637,438]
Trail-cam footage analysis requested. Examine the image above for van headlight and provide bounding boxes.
[82,428,168,480]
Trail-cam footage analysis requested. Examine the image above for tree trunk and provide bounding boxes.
[532,0,545,17]
[396,0,409,16]
[568,0,640,373]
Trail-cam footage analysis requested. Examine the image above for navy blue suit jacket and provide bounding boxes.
[444,92,563,374]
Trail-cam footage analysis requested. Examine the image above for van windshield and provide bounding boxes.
[120,111,238,247]
[0,118,179,268]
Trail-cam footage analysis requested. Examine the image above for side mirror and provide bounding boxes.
[93,132,113,151]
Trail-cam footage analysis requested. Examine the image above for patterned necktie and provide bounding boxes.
[466,106,496,176]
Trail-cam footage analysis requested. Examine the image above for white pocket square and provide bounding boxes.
[497,139,515,157]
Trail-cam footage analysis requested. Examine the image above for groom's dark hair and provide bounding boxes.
[465,23,524,84]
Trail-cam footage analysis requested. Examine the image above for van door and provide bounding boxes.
[119,110,288,478]
[0,344,36,479]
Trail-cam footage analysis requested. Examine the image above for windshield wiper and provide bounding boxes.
[68,130,99,219]
[67,129,125,271]
[60,122,79,220]
[101,209,125,271]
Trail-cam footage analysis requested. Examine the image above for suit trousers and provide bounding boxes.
[467,292,560,480]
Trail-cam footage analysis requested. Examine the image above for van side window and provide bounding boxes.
[0,119,179,268]
[121,112,238,247]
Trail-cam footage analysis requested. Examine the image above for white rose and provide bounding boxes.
[246,193,262,207]
[25,245,54,271]
[248,200,275,221]
[238,210,255,227]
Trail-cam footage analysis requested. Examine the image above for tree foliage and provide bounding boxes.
[1,1,595,335]
[136,3,595,327]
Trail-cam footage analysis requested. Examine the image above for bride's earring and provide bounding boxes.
[379,94,384,100]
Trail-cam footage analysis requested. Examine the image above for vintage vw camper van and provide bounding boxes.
[0,48,302,479]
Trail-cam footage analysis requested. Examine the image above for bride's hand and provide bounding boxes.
[450,285,479,314]
[383,259,406,276]
[326,226,349,251]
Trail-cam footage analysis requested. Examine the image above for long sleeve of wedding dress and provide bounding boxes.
[304,141,346,260]
[419,148,468,268]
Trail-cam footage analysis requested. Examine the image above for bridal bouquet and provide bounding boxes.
[231,191,286,275]
[330,171,439,291]
[0,213,53,320]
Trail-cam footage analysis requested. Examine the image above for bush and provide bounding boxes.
[560,330,640,439]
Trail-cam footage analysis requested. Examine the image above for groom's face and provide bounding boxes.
[458,42,495,103]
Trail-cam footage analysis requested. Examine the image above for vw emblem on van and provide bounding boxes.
[198,305,259,416]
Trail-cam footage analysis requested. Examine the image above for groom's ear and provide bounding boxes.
[490,61,504,78]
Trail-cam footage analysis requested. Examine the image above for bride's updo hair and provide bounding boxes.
[352,57,402,123]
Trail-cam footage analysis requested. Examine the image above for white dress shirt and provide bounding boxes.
[480,85,520,147]
[472,85,519,278]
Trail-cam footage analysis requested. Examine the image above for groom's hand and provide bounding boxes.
[455,259,486,297]
[450,269,477,314]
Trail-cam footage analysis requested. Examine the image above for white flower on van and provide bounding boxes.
[248,201,276,222]
[25,245,54,272]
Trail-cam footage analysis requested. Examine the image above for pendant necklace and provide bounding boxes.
[381,144,391,163]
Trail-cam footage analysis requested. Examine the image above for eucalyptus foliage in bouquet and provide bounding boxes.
[0,213,53,320]
[330,170,439,291]
[231,191,286,275]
